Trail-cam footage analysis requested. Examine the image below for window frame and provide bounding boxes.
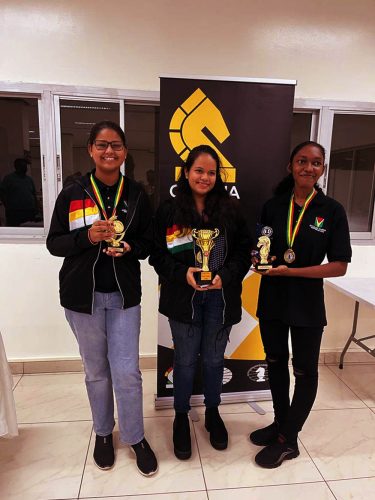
[0,82,374,242]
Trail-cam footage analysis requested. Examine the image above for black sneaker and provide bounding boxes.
[131,438,158,476]
[173,412,191,460]
[249,421,279,446]
[255,440,299,468]
[93,433,115,470]
[205,407,228,450]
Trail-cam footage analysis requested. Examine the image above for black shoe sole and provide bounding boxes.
[255,449,300,469]
[130,447,158,476]
[93,458,115,470]
[174,446,192,460]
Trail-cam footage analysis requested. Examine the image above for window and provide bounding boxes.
[290,111,319,151]
[54,98,122,192]
[327,114,375,233]
[0,96,43,228]
[124,103,159,212]
[0,84,374,240]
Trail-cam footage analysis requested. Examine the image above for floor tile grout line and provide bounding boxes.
[77,425,94,500]
[326,364,374,408]
[78,492,209,499]
[12,373,23,391]
[206,480,330,493]
[296,438,338,499]
[327,475,375,482]
[192,417,210,495]
[16,419,94,425]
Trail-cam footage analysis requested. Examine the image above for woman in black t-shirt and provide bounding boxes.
[250,141,351,469]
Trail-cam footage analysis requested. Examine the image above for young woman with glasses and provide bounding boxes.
[47,121,157,476]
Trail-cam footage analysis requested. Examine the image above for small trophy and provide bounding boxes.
[192,228,220,286]
[255,226,273,271]
[106,216,126,253]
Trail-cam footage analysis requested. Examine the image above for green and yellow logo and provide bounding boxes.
[169,88,236,183]
[314,217,324,229]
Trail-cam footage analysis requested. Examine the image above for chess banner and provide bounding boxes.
[155,75,296,407]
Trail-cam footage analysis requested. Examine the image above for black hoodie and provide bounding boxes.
[47,171,153,314]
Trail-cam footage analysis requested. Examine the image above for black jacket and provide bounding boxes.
[149,198,252,325]
[47,171,153,314]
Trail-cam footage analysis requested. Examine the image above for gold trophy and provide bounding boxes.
[192,228,220,286]
[255,226,273,271]
[106,216,126,253]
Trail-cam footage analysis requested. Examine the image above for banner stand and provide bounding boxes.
[154,390,271,410]
[156,74,296,411]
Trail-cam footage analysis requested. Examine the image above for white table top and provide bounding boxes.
[325,277,375,309]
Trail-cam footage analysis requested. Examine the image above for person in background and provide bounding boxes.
[47,121,157,476]
[0,158,38,226]
[150,145,251,460]
[250,141,351,468]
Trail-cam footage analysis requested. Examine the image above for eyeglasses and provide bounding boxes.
[94,140,124,151]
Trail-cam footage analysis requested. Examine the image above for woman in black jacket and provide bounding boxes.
[250,141,351,468]
[150,145,251,460]
[47,121,157,477]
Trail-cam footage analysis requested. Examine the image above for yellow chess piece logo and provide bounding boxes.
[169,88,236,183]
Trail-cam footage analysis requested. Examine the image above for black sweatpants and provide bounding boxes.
[259,318,323,443]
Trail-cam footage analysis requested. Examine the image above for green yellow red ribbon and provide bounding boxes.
[286,189,317,249]
[90,173,124,221]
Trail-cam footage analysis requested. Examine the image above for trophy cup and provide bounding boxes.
[192,228,220,286]
[106,216,126,253]
[255,226,273,271]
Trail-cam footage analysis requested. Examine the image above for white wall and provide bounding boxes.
[0,244,158,360]
[0,243,373,361]
[0,0,375,361]
[0,0,374,101]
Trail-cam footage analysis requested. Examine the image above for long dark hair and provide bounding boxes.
[174,145,235,228]
[274,140,325,196]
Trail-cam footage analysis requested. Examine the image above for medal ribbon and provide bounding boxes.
[286,189,317,248]
[90,173,124,220]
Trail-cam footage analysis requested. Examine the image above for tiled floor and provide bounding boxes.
[1,364,375,499]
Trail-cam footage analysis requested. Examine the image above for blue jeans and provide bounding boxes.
[169,290,231,413]
[65,292,144,445]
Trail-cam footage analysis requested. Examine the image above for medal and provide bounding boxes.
[285,189,316,264]
[112,219,124,234]
[284,248,296,264]
[90,174,126,252]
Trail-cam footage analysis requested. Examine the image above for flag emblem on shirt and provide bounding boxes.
[69,199,100,231]
[166,225,193,254]
[314,217,324,229]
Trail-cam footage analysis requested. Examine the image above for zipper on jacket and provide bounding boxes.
[190,290,196,321]
[79,186,102,315]
[91,242,102,314]
[124,191,141,232]
[112,257,125,309]
[221,228,228,325]
[112,190,142,310]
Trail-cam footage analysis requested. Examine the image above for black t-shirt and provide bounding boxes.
[256,190,352,327]
[94,176,128,293]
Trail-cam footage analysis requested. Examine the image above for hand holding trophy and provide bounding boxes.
[192,228,220,286]
[254,226,273,272]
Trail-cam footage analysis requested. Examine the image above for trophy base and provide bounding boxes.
[256,264,272,272]
[108,245,124,253]
[195,271,213,287]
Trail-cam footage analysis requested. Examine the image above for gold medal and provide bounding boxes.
[113,219,124,234]
[284,248,296,264]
